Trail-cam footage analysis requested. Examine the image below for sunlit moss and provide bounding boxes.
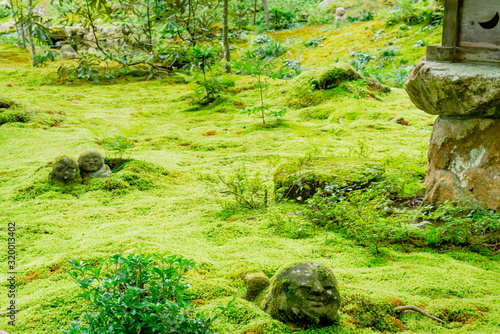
[0,18,498,334]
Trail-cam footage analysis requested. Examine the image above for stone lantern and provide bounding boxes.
[405,0,500,210]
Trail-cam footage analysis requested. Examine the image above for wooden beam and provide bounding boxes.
[442,0,460,47]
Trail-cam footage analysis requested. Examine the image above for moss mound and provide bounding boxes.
[201,297,289,334]
[14,159,170,200]
[279,63,390,110]
[0,96,65,127]
[274,158,379,201]
[316,63,361,90]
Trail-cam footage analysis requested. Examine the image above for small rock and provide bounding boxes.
[60,44,78,59]
[243,272,270,302]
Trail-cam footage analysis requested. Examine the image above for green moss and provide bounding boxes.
[341,292,403,332]
[1,18,500,334]
[0,108,30,124]
[317,63,360,90]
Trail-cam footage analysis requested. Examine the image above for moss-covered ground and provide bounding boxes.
[0,20,499,334]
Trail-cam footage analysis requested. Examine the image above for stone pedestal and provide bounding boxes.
[405,61,500,210]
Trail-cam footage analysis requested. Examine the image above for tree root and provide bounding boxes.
[395,305,445,324]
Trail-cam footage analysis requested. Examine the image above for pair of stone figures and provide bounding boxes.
[48,150,112,185]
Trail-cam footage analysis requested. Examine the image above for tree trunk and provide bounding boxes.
[15,0,27,49]
[7,0,21,47]
[261,0,269,24]
[223,0,231,73]
[253,0,256,25]
[27,0,36,66]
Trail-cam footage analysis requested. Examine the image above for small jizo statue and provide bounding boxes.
[78,150,112,180]
[48,156,82,185]
[335,7,346,23]
[244,262,341,328]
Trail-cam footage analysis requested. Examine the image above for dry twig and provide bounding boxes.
[395,305,445,324]
[0,308,20,315]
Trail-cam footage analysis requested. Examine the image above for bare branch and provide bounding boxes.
[394,305,445,324]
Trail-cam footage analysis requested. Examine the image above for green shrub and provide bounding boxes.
[421,200,500,251]
[64,254,213,334]
[274,59,301,79]
[0,5,10,19]
[348,50,375,76]
[245,40,287,59]
[216,166,271,209]
[253,34,273,44]
[268,7,296,30]
[347,11,375,23]
[304,35,326,49]
[385,0,443,27]
[305,6,332,26]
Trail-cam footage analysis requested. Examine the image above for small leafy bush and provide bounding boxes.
[304,36,326,49]
[348,50,375,75]
[347,11,375,23]
[246,40,287,59]
[217,166,271,209]
[253,34,273,44]
[421,200,500,253]
[186,45,232,104]
[64,253,213,334]
[386,64,414,88]
[385,0,443,27]
[274,59,301,79]
[378,47,399,62]
[233,53,287,124]
[304,180,424,253]
[34,49,56,67]
[413,39,427,47]
[305,6,331,26]
[268,7,296,30]
[0,5,11,19]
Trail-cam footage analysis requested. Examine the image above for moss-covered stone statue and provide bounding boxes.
[244,262,341,328]
[78,150,111,180]
[48,155,82,185]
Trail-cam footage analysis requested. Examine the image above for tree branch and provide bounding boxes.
[395,305,445,324]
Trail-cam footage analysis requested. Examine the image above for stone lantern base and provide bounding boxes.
[425,117,500,210]
[406,61,500,210]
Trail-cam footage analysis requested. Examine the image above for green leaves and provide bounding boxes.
[64,253,213,334]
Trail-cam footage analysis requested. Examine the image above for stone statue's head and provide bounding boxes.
[78,150,104,173]
[51,156,79,182]
[271,262,340,327]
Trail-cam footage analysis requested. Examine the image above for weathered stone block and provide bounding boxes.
[405,60,500,117]
[424,117,500,210]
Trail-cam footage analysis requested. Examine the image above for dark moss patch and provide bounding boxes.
[0,100,13,109]
[104,158,133,172]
